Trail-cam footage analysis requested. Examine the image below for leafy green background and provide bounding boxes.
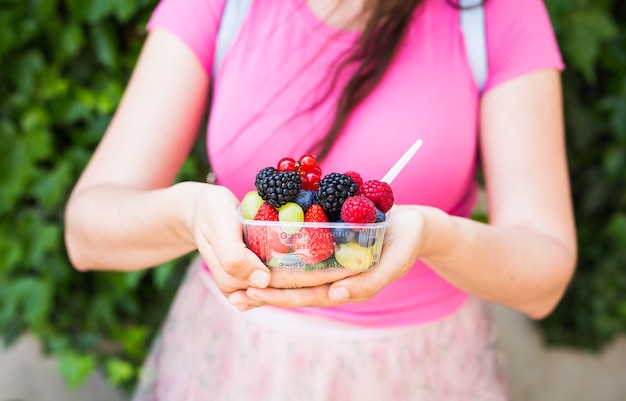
[0,0,625,394]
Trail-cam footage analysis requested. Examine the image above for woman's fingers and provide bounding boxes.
[196,185,271,291]
[245,285,335,308]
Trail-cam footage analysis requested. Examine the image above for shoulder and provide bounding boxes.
[482,0,564,92]
[147,0,229,73]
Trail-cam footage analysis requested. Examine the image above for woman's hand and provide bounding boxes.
[227,205,427,310]
[184,183,273,297]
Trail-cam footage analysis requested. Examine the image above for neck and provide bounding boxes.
[306,0,369,31]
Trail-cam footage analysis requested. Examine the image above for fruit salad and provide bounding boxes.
[240,154,393,272]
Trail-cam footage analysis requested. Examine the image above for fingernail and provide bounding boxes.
[246,288,262,301]
[329,287,349,301]
[250,270,270,287]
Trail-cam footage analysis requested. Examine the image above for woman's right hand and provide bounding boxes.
[183,182,271,297]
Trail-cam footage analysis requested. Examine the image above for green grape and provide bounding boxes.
[241,191,265,220]
[278,202,304,234]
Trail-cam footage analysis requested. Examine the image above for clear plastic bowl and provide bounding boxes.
[240,212,390,272]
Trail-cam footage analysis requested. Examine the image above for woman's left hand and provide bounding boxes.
[228,205,427,310]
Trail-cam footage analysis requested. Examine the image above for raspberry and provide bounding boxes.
[316,173,358,220]
[304,204,328,223]
[344,171,363,188]
[357,180,394,213]
[255,170,302,208]
[340,196,377,224]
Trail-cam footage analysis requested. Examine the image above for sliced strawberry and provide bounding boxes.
[245,226,271,261]
[292,227,335,265]
[245,203,289,261]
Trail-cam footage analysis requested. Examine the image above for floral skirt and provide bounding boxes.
[132,258,508,401]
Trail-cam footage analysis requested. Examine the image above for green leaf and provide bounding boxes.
[115,325,148,360]
[602,146,626,178]
[21,107,54,162]
[27,223,62,268]
[0,235,23,274]
[0,277,52,327]
[31,159,73,211]
[125,270,147,289]
[105,358,136,385]
[606,213,626,245]
[91,23,119,68]
[58,351,96,390]
[112,0,139,23]
[0,135,30,212]
[561,9,617,81]
[10,50,46,94]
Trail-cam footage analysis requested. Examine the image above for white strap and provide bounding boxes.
[460,0,488,92]
[213,0,253,77]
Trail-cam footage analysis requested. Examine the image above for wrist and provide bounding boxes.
[169,181,207,247]
[171,181,241,248]
[411,205,455,260]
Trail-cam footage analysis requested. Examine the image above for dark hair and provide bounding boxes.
[313,0,487,161]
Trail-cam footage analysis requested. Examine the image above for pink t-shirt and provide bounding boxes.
[148,0,564,327]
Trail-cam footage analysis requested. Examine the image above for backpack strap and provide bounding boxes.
[213,0,253,77]
[459,0,488,93]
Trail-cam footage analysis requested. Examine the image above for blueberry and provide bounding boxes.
[331,226,356,244]
[375,208,386,223]
[356,230,377,247]
[293,190,317,213]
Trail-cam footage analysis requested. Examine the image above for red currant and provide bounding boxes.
[302,172,321,190]
[277,157,298,172]
[298,154,317,173]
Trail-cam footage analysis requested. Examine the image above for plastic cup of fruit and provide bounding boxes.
[240,209,391,288]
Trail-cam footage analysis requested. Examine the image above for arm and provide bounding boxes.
[421,68,577,318]
[64,29,270,291]
[241,69,577,319]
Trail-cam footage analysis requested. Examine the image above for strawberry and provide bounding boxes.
[246,203,289,261]
[356,180,394,213]
[289,204,334,264]
[304,203,328,223]
[245,226,270,261]
[292,227,335,265]
[254,202,279,221]
[340,196,377,224]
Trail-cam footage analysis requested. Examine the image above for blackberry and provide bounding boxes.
[256,170,302,208]
[255,167,278,190]
[316,173,358,220]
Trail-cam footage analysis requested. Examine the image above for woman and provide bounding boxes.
[64,0,577,399]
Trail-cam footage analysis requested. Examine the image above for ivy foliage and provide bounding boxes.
[539,0,626,350]
[0,0,202,392]
[0,0,625,393]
